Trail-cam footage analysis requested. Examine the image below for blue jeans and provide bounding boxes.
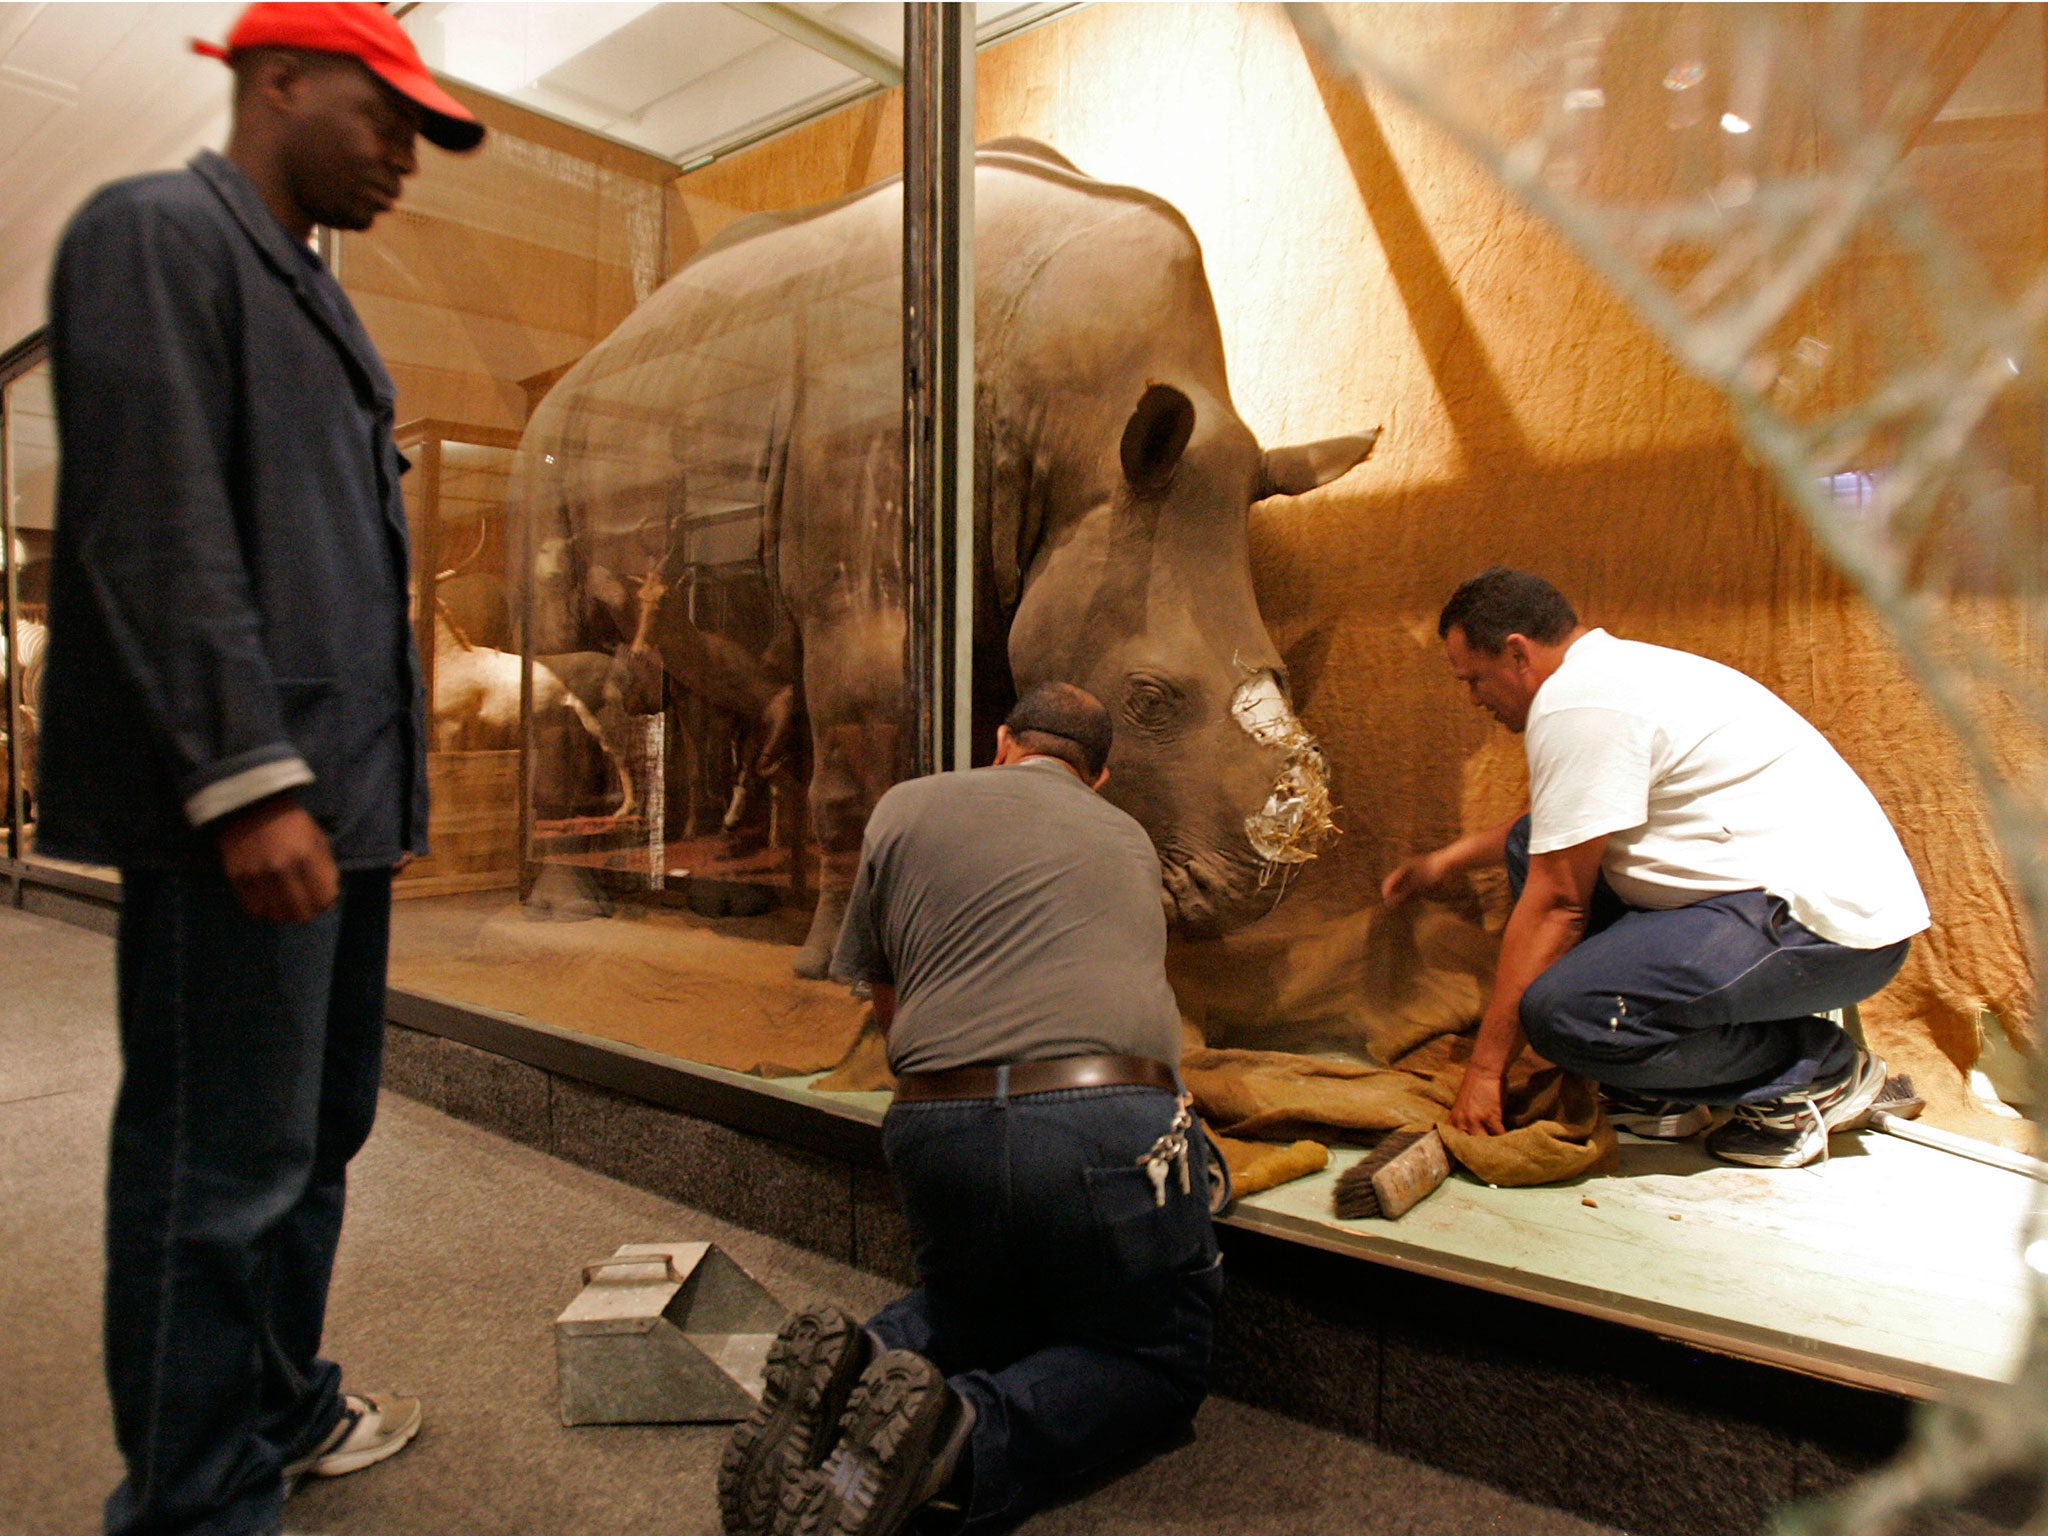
[1506,817,1908,1104]
[871,1083,1223,1532]
[105,867,393,1536]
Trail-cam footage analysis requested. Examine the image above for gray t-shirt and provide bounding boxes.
[830,757,1183,1075]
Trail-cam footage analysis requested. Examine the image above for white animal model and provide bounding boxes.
[1,618,46,807]
[11,618,45,720]
[432,608,600,751]
[431,607,645,819]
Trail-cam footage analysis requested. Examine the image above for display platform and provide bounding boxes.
[773,1071,2030,1401]
[1233,1129,2029,1400]
[10,866,2029,1409]
[382,880,2032,1405]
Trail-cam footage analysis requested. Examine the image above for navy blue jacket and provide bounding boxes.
[37,150,427,870]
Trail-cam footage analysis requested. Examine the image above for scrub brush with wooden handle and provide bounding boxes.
[1333,1128,1451,1220]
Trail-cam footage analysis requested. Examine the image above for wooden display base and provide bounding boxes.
[396,750,519,897]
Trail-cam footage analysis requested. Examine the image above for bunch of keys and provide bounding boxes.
[1136,1094,1196,1207]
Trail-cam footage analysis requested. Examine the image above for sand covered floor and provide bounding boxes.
[389,889,867,1077]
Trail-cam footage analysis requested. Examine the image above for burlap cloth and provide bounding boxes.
[813,1025,1609,1198]
[1187,1037,1615,1193]
[812,895,1616,1199]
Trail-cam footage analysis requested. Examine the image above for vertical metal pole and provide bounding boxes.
[413,433,442,742]
[0,370,16,864]
[516,443,538,901]
[904,2,975,776]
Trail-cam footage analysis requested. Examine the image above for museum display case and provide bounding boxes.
[373,0,2040,1414]
[362,16,923,1084]
[0,0,1992,1147]
[0,1,2034,1147]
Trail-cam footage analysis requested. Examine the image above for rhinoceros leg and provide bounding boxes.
[796,886,851,981]
[793,713,904,979]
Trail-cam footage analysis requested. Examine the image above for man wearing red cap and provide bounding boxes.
[36,7,479,1533]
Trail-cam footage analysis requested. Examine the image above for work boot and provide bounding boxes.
[1705,1050,1889,1169]
[781,1350,973,1536]
[1600,1088,1712,1140]
[719,1305,874,1535]
[282,1392,421,1495]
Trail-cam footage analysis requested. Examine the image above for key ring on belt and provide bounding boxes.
[1135,1092,1195,1207]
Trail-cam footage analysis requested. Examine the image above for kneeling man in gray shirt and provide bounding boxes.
[717,683,1221,1536]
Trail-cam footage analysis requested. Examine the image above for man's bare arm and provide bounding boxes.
[1381,810,1524,905]
[1448,834,1606,1136]
[871,983,896,1037]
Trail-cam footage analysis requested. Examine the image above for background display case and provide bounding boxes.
[2,354,52,870]
[396,419,526,899]
[357,46,915,1084]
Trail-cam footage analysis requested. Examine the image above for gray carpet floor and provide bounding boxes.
[0,900,1616,1536]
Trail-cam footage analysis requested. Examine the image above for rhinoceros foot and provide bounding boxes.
[794,887,851,980]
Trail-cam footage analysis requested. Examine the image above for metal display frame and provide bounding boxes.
[903,2,976,776]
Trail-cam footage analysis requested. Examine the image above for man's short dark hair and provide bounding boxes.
[1437,568,1578,654]
[1005,682,1113,779]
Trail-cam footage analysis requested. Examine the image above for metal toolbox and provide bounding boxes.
[554,1242,786,1425]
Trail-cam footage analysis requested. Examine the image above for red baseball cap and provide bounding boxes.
[194,3,484,152]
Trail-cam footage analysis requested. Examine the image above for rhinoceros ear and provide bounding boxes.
[1121,383,1197,495]
[1258,428,1381,499]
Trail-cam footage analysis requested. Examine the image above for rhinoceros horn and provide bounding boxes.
[1258,429,1381,499]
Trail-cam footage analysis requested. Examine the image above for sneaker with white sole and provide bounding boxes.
[1705,1050,1890,1169]
[1601,1089,1713,1140]
[283,1392,422,1493]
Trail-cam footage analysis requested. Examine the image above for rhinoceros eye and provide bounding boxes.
[1122,675,1188,738]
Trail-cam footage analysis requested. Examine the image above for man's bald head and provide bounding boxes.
[1003,683,1113,779]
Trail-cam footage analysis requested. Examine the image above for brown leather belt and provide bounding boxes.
[892,1052,1179,1103]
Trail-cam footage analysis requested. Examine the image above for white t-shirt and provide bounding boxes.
[1525,629,1929,949]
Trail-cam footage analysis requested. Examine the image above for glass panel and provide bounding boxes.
[896,5,2039,1142]
[1285,3,2047,1517]
[373,66,912,1088]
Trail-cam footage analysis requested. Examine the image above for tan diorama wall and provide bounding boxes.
[343,80,671,434]
[680,6,2035,1141]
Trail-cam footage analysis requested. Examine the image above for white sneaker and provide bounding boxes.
[284,1392,422,1492]
[1601,1089,1713,1140]
[1705,1051,1890,1169]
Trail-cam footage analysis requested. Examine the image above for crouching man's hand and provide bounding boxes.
[1448,1063,1508,1138]
[1380,847,1457,905]
[216,795,340,924]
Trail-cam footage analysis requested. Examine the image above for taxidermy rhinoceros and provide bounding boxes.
[517,138,1376,977]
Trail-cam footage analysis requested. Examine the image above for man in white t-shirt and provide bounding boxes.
[1383,569,1928,1168]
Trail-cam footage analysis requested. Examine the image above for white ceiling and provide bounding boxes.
[0,3,239,351]
[0,2,1069,353]
[405,3,1061,166]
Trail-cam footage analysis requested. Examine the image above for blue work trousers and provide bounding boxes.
[104,867,392,1536]
[1506,818,1908,1105]
[871,1083,1223,1532]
